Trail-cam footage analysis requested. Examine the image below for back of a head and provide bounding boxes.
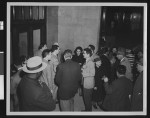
[51,45,59,52]
[42,49,51,58]
[117,65,126,75]
[94,57,101,62]
[64,49,72,59]
[38,43,46,50]
[15,55,26,66]
[88,45,95,52]
[102,47,109,54]
[11,63,18,76]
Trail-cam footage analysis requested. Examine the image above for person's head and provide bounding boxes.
[83,48,92,59]
[14,55,27,70]
[88,45,95,54]
[117,47,126,60]
[20,55,27,66]
[22,56,47,79]
[137,50,143,59]
[137,57,143,73]
[63,49,72,61]
[112,47,117,53]
[11,64,18,76]
[94,58,102,67]
[42,49,52,61]
[51,45,60,55]
[74,46,83,56]
[102,47,109,55]
[116,65,126,77]
[38,43,47,51]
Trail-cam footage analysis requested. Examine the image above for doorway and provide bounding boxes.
[11,6,46,64]
[99,6,143,50]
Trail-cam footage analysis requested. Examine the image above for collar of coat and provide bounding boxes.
[65,59,72,62]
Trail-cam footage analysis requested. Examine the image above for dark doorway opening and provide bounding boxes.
[99,6,143,50]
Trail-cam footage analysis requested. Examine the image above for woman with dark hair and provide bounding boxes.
[72,46,85,67]
[72,46,85,96]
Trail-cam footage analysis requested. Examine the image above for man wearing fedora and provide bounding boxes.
[17,56,56,111]
[55,49,82,111]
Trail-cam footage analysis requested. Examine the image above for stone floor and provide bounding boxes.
[53,91,103,112]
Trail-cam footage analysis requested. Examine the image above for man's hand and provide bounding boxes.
[102,76,109,83]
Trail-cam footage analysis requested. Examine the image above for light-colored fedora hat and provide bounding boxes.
[22,56,47,73]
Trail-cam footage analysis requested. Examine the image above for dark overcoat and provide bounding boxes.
[55,59,82,100]
[17,75,56,111]
[131,72,143,111]
[103,76,132,111]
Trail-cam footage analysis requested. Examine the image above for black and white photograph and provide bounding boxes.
[6,2,147,116]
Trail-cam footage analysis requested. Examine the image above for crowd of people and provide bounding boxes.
[10,42,144,112]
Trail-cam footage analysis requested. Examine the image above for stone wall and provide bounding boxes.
[47,6,101,54]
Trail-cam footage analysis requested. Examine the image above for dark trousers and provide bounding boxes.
[60,97,74,111]
[83,88,93,111]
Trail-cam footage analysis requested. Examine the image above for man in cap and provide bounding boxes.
[55,49,82,111]
[17,56,56,111]
[88,44,99,61]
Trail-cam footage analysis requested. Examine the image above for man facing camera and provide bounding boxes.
[55,49,82,111]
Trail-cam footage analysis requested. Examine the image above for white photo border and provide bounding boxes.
[7,2,147,116]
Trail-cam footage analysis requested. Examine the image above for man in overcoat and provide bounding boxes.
[17,56,56,111]
[55,49,82,111]
[102,65,132,111]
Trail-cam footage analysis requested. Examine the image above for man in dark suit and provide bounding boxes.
[100,47,111,82]
[17,56,56,111]
[55,49,82,111]
[102,65,132,111]
[98,47,112,105]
